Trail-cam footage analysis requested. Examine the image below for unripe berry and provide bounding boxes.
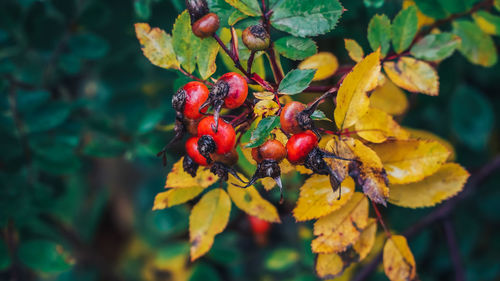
[242,24,270,51]
[186,136,209,166]
[197,116,236,154]
[251,139,287,163]
[286,130,318,164]
[192,13,220,38]
[280,101,306,134]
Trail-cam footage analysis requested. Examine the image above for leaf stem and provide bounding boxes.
[178,67,214,86]
[371,200,392,238]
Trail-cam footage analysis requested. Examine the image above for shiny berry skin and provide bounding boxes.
[192,13,220,38]
[197,116,236,154]
[248,215,271,235]
[218,72,248,109]
[251,140,287,163]
[182,81,209,119]
[286,130,318,164]
[280,101,306,134]
[242,25,270,51]
[186,137,208,166]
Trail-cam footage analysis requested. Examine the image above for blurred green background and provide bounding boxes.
[0,0,499,280]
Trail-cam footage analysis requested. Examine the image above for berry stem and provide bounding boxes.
[371,200,391,238]
[247,50,256,73]
[178,67,214,86]
[266,47,284,84]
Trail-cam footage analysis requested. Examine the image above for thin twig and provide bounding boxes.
[372,201,392,238]
[442,219,466,281]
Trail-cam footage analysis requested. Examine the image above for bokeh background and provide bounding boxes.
[0,0,499,280]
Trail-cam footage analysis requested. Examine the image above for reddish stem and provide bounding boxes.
[371,201,392,238]
[179,68,214,86]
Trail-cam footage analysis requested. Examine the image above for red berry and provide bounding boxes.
[192,13,220,38]
[251,139,287,163]
[197,116,236,154]
[280,101,306,134]
[248,215,271,235]
[186,137,208,166]
[286,130,318,164]
[182,81,209,120]
[218,72,248,109]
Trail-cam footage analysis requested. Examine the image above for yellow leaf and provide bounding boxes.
[383,235,417,281]
[153,187,205,210]
[312,192,370,253]
[384,57,439,96]
[370,78,409,115]
[316,252,344,279]
[334,50,381,129]
[369,139,450,185]
[254,100,279,117]
[353,219,378,260]
[134,23,179,69]
[227,174,281,223]
[298,52,339,81]
[323,136,354,184]
[344,138,389,205]
[389,163,469,208]
[296,165,313,174]
[165,157,218,188]
[403,0,435,30]
[472,12,498,35]
[253,91,275,100]
[189,188,231,261]
[344,39,364,63]
[293,176,355,221]
[406,127,455,161]
[355,108,409,143]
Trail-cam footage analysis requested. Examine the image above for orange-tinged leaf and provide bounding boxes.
[254,100,279,117]
[370,139,450,185]
[389,163,469,208]
[370,78,409,115]
[384,57,439,96]
[153,187,205,210]
[312,192,370,253]
[134,23,179,69]
[355,108,410,143]
[334,50,381,129]
[298,52,339,81]
[383,235,417,281]
[227,174,281,223]
[293,176,355,221]
[344,138,389,205]
[165,157,218,188]
[189,188,231,261]
[406,128,455,161]
[344,39,364,62]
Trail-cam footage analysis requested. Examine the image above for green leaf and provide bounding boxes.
[68,33,109,60]
[265,248,300,271]
[416,0,480,19]
[245,116,280,148]
[275,36,318,60]
[24,102,71,133]
[173,10,201,74]
[496,0,500,11]
[450,85,494,150]
[224,0,262,17]
[270,0,344,37]
[410,33,461,61]
[367,14,391,57]
[207,0,234,29]
[197,37,219,80]
[0,239,11,271]
[311,110,331,121]
[16,89,50,112]
[189,263,222,281]
[278,69,316,95]
[344,39,364,62]
[391,6,418,53]
[134,0,152,19]
[452,20,497,67]
[228,9,248,25]
[472,11,500,36]
[18,240,73,274]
